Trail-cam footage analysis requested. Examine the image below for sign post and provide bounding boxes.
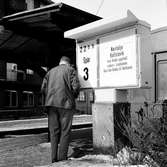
[65,11,152,152]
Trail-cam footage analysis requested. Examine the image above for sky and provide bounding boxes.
[52,0,167,30]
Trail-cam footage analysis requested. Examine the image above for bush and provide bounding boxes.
[115,103,167,167]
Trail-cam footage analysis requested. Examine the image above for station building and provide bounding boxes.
[0,1,101,119]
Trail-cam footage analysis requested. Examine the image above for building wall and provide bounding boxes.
[128,27,167,123]
[151,27,167,53]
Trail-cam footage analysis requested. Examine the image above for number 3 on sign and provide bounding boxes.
[83,67,89,80]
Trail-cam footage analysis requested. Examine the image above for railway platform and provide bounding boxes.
[0,114,93,167]
[0,114,92,133]
[0,132,93,167]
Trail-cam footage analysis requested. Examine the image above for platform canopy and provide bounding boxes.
[0,3,101,77]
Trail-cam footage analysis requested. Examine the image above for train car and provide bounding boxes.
[0,61,46,120]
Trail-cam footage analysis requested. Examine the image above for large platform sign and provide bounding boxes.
[99,34,139,88]
[77,39,98,88]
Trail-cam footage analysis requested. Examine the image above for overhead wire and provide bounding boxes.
[96,0,105,15]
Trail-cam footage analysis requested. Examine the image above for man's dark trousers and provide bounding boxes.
[48,107,74,162]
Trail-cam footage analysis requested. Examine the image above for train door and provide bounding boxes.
[156,52,167,101]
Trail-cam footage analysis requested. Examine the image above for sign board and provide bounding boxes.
[99,34,139,88]
[65,11,151,89]
[77,39,98,88]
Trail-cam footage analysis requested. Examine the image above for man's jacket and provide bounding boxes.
[41,64,80,109]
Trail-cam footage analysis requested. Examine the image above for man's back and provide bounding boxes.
[42,64,80,109]
[41,56,80,162]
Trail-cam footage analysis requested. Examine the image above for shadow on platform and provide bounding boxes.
[69,138,93,159]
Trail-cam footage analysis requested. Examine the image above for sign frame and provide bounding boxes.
[98,33,140,88]
[76,28,142,89]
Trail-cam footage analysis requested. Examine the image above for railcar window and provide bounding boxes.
[89,91,94,102]
[37,93,44,106]
[4,90,18,107]
[77,91,86,101]
[23,91,34,106]
[26,69,34,75]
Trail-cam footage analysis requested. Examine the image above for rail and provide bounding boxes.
[0,114,92,136]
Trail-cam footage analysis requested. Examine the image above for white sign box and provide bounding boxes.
[65,11,152,89]
[99,34,138,88]
[77,39,98,88]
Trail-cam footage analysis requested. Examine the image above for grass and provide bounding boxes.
[114,102,167,167]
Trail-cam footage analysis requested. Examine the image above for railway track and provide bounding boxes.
[0,115,92,154]
[0,122,92,137]
[0,114,92,132]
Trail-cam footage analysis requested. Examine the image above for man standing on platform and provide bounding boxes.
[41,56,80,163]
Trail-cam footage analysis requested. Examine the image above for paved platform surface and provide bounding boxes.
[0,138,93,167]
[0,114,92,132]
[0,115,93,167]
